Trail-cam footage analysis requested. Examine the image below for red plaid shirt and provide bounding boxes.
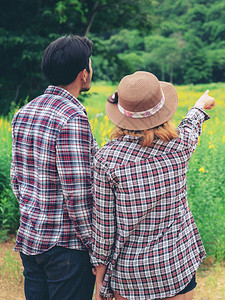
[11,86,98,255]
[91,108,209,299]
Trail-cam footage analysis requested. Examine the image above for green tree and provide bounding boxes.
[0,0,156,114]
[144,35,184,82]
[182,35,212,84]
[207,48,225,82]
[54,0,155,35]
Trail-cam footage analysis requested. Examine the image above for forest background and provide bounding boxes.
[1,0,225,114]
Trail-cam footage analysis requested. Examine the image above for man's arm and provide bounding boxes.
[56,114,97,250]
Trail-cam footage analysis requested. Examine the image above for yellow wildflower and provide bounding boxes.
[207,131,214,136]
[199,167,205,173]
[101,141,106,148]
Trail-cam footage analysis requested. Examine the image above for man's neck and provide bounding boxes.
[58,80,81,99]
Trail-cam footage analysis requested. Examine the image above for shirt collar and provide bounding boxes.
[44,85,87,114]
[120,135,142,143]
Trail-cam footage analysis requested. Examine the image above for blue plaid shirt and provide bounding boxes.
[11,86,98,255]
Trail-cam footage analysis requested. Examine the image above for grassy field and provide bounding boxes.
[0,82,225,259]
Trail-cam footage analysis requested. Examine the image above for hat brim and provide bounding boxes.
[105,81,178,131]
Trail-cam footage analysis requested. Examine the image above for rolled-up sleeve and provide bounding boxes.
[91,158,116,266]
[56,114,98,250]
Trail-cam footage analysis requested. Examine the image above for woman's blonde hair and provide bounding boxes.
[111,119,179,147]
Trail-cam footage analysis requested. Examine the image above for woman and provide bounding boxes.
[91,71,215,300]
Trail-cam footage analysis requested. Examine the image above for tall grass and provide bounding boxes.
[0,117,12,190]
[174,84,225,260]
[0,82,225,260]
[0,116,20,241]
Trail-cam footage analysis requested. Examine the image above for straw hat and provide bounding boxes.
[106,71,178,130]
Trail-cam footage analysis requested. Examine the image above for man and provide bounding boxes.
[11,35,98,300]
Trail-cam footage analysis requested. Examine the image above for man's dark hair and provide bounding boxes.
[41,35,93,86]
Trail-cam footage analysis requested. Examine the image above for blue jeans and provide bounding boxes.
[20,246,95,300]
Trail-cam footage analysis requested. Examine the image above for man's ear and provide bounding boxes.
[80,69,88,82]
